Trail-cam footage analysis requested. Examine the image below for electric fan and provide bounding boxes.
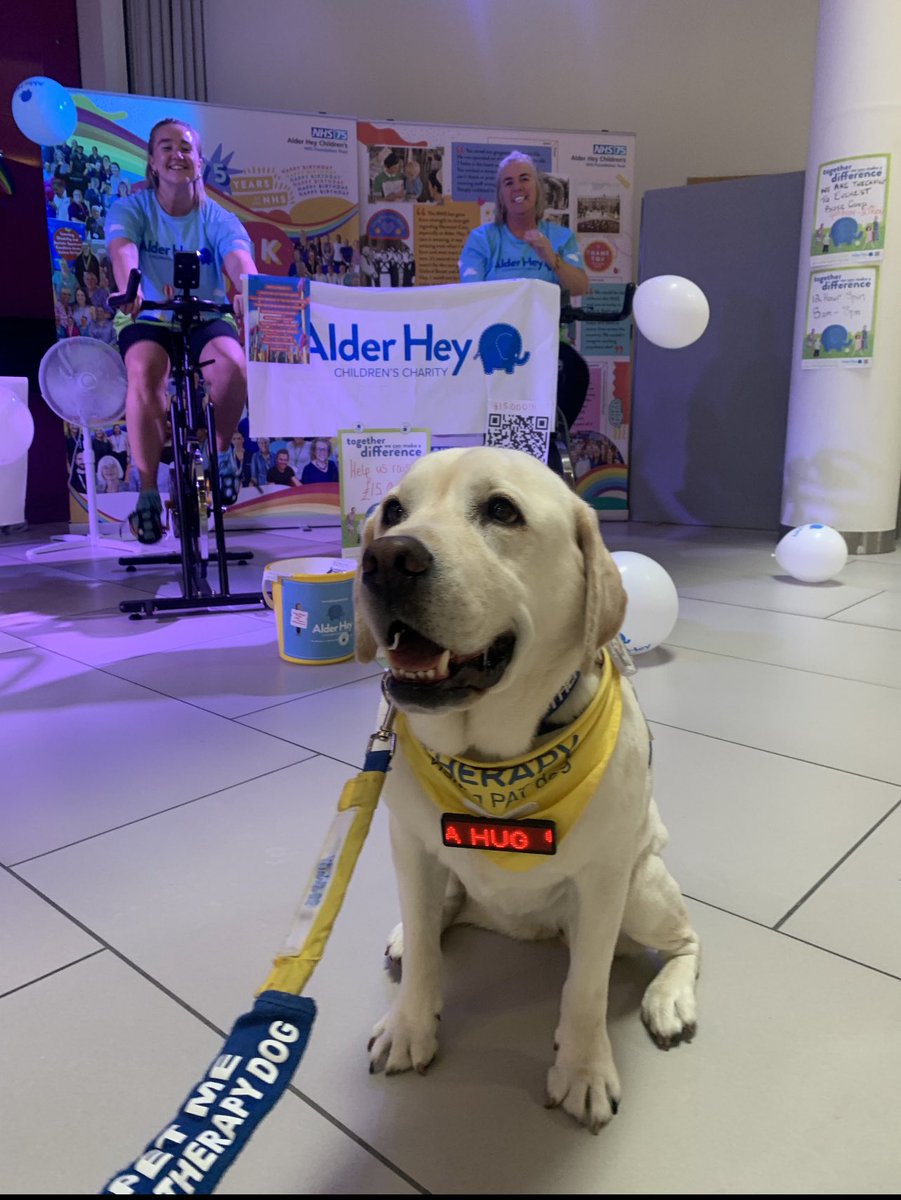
[27,337,142,562]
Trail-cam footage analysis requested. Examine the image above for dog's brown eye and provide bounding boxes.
[484,496,523,526]
[382,497,405,527]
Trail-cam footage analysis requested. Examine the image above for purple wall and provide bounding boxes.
[0,1,81,522]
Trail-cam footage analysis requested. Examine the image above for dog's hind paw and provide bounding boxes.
[368,1003,439,1076]
[384,921,404,963]
[545,1054,621,1134]
[640,961,698,1049]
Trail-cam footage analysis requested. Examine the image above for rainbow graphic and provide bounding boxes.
[576,464,629,511]
[0,159,14,196]
[70,95,359,241]
[222,485,340,525]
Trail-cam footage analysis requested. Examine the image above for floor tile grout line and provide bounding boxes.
[0,871,432,1195]
[6,755,321,867]
[646,719,901,788]
[0,945,106,1001]
[0,615,272,681]
[89,659,382,722]
[821,590,891,619]
[8,746,369,869]
[5,613,383,723]
[772,795,901,930]
[658,635,901,692]
[232,669,386,720]
[773,931,901,983]
[683,892,901,982]
[282,1083,431,1194]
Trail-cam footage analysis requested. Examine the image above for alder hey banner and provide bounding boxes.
[247,278,560,458]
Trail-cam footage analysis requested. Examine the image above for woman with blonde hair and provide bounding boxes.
[458,150,588,297]
[96,454,127,493]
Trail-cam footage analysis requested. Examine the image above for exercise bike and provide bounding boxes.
[551,282,636,488]
[110,252,264,620]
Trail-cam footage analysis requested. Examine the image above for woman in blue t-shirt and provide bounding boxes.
[458,150,589,297]
[107,118,258,543]
[458,150,591,435]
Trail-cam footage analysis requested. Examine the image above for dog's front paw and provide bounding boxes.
[368,1002,439,1076]
[545,1050,621,1134]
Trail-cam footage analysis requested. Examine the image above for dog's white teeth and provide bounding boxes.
[388,630,402,650]
[437,649,451,676]
[393,667,436,681]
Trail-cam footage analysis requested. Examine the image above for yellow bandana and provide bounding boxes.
[394,655,622,871]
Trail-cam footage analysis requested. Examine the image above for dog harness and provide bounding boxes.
[394,653,623,871]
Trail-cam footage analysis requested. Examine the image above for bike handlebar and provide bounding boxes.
[560,281,635,325]
[108,268,234,318]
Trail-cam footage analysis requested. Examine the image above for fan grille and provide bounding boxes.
[39,337,128,426]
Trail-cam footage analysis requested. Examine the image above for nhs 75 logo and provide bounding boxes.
[592,143,628,157]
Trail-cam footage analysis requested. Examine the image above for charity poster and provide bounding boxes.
[246,275,310,364]
[356,120,636,513]
[810,155,889,265]
[801,266,878,369]
[337,428,430,548]
[569,360,633,510]
[45,89,359,527]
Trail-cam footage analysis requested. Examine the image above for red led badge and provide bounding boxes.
[441,814,556,855]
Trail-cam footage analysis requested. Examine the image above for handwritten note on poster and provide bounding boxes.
[802,266,878,369]
[811,154,889,265]
[337,428,431,547]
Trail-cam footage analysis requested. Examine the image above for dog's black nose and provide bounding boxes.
[362,535,433,597]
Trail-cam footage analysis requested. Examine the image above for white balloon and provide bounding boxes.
[774,524,848,583]
[633,274,710,349]
[11,76,77,146]
[0,387,35,466]
[611,551,679,654]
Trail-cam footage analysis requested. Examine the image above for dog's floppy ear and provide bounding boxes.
[574,499,627,672]
[353,514,379,663]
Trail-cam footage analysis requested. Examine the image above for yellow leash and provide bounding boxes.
[259,680,397,997]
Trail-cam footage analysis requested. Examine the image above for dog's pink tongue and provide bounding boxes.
[386,628,447,672]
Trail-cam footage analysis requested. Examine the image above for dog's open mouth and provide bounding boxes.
[383,621,516,705]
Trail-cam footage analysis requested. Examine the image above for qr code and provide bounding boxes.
[485,412,550,461]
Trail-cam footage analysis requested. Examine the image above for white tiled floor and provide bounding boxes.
[2,517,900,1195]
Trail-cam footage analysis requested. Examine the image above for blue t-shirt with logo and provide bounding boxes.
[106,188,253,322]
[458,220,584,286]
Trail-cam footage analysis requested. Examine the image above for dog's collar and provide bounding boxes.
[535,671,582,738]
[394,652,622,871]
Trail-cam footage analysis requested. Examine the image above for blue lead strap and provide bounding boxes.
[100,686,397,1196]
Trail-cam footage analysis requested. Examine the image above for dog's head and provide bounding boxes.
[354,447,626,713]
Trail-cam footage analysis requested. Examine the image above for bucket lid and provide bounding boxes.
[263,556,357,582]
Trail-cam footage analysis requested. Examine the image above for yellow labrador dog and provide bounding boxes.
[354,446,699,1132]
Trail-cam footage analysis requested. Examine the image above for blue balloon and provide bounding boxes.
[830,216,859,247]
[12,76,77,146]
[821,323,849,352]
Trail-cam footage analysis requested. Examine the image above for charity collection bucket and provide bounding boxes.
[262,556,357,665]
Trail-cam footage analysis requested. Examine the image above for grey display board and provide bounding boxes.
[630,172,805,530]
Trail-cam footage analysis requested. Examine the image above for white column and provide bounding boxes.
[781,0,901,553]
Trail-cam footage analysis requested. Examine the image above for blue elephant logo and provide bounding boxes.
[476,323,531,375]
